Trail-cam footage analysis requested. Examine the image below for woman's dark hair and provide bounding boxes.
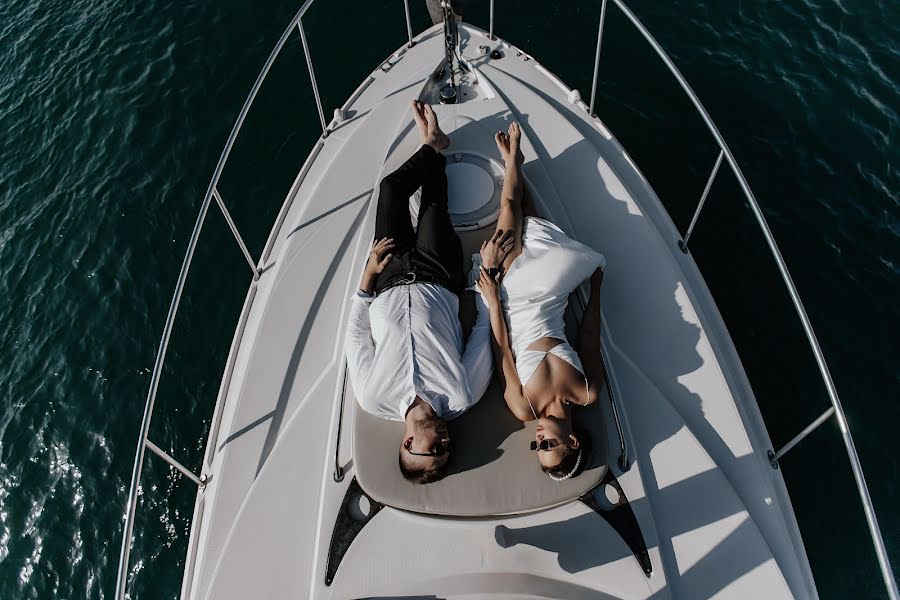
[542,427,592,480]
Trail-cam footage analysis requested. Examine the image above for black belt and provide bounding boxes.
[377,270,447,295]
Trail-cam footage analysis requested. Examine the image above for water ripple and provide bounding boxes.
[0,0,897,598]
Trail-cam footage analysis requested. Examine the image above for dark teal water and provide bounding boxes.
[0,0,897,598]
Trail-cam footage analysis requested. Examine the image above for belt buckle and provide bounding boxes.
[400,271,417,285]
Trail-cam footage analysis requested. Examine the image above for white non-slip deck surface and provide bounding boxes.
[182,24,815,600]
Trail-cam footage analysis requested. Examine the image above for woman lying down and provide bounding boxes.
[474,122,606,482]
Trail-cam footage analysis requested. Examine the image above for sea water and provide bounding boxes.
[0,0,897,598]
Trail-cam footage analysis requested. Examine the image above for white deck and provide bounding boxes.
[180,24,816,599]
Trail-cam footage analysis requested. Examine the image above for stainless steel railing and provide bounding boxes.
[583,1,898,597]
[113,0,332,597]
[116,1,897,598]
[116,0,426,594]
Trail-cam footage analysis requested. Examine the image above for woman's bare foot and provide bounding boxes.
[495,122,524,165]
[412,100,450,152]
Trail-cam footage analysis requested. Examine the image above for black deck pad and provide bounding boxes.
[326,477,385,586]
[579,472,652,576]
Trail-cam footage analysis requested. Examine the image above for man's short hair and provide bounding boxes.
[399,451,447,484]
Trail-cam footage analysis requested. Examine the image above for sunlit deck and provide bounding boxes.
[174,23,815,599]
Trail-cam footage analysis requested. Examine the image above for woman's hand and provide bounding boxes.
[480,229,514,269]
[476,266,501,309]
[359,238,395,293]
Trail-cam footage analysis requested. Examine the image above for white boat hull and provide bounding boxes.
[180,23,816,600]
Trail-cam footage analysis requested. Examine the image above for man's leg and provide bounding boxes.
[403,99,464,291]
[415,150,465,293]
[374,101,452,292]
[374,101,451,247]
[374,144,446,250]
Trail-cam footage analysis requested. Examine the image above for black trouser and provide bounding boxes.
[374,145,465,294]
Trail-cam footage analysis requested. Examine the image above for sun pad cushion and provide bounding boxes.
[352,361,609,516]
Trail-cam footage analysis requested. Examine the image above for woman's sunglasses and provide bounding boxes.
[530,439,560,451]
[405,437,451,457]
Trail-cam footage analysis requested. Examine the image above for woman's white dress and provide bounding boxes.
[469,217,605,386]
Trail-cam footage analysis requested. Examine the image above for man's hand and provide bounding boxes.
[476,266,501,309]
[480,229,514,269]
[366,237,395,276]
[359,237,395,294]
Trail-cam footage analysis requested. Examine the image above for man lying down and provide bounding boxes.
[344,101,509,484]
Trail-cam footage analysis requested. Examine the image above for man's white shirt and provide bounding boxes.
[344,283,493,421]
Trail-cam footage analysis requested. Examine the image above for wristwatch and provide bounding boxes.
[484,266,501,279]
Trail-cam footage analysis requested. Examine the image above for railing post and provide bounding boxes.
[146,439,207,488]
[489,0,495,40]
[403,0,415,47]
[116,4,321,599]
[115,197,217,600]
[297,20,328,137]
[333,364,349,483]
[768,406,836,468]
[214,188,261,280]
[607,3,899,595]
[588,0,608,116]
[679,148,723,253]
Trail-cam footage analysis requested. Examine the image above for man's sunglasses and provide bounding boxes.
[405,437,451,457]
[530,439,560,451]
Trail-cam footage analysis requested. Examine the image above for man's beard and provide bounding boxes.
[414,414,443,436]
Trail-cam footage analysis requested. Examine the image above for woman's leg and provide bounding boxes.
[521,178,538,218]
[494,122,527,272]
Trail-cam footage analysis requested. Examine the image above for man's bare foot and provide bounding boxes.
[412,101,429,141]
[412,100,450,152]
[495,122,524,165]
[423,103,450,151]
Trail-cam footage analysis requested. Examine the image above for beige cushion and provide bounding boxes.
[352,371,609,516]
[353,219,608,515]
